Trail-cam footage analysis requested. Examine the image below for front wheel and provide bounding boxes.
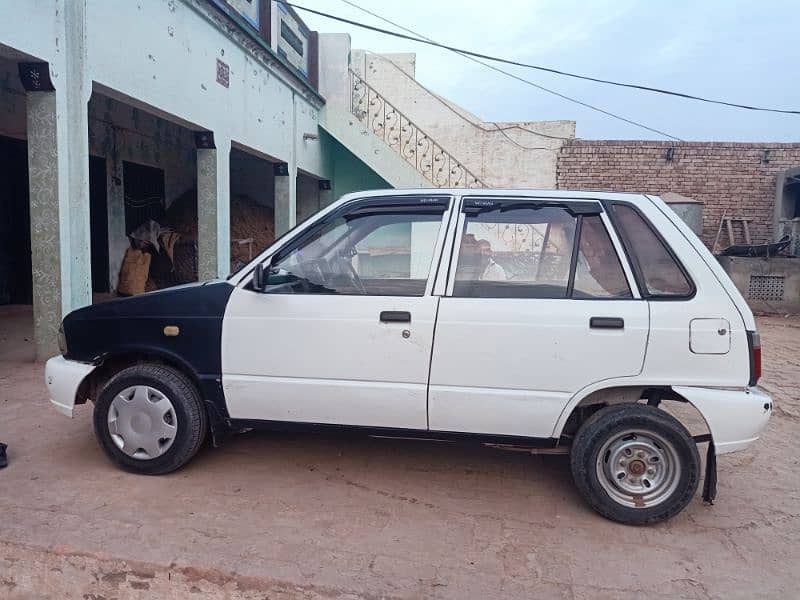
[93,363,207,475]
[570,404,700,525]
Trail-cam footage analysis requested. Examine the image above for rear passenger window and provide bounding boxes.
[454,205,577,298]
[573,216,632,299]
[612,204,693,297]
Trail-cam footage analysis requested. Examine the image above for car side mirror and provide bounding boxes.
[253,263,265,292]
[253,259,271,292]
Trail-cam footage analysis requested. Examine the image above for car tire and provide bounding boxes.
[570,403,700,525]
[93,363,207,475]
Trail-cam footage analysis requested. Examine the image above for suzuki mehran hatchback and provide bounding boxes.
[46,189,772,524]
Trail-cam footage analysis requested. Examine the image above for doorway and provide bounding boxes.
[0,134,32,305]
[89,156,110,294]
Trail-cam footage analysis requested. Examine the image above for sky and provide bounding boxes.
[296,0,800,142]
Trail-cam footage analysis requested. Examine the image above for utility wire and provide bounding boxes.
[337,0,586,146]
[305,0,680,140]
[284,0,799,116]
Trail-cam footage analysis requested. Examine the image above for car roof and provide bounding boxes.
[338,188,652,204]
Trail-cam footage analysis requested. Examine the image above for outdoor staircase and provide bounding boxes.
[347,70,485,189]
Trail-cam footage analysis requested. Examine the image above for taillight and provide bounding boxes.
[747,331,761,386]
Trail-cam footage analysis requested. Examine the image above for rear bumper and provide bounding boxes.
[673,385,772,455]
[45,356,96,418]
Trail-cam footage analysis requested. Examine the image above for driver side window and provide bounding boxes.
[267,201,446,296]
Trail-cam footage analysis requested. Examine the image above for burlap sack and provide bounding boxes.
[117,248,152,296]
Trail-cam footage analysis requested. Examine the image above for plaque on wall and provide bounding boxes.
[212,0,260,29]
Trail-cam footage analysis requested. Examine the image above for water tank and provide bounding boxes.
[661,192,704,236]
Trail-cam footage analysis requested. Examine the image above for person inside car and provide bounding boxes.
[476,239,507,281]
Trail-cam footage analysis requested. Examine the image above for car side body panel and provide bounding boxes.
[428,297,649,437]
[622,197,750,388]
[221,291,439,428]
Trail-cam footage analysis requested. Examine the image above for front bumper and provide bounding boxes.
[45,356,96,418]
[673,385,772,455]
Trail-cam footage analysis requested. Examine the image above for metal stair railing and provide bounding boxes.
[350,70,485,189]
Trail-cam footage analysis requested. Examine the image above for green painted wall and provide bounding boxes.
[321,130,390,201]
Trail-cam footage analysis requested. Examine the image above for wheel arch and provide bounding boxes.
[76,345,232,445]
[554,382,711,442]
[77,346,201,403]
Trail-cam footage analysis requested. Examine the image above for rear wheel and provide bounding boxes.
[570,403,700,525]
[93,364,207,474]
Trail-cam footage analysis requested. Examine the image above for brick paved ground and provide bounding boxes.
[0,308,798,599]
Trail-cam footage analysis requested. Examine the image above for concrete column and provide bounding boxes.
[106,151,126,293]
[26,92,63,360]
[274,163,297,236]
[25,1,91,360]
[61,0,92,312]
[275,91,300,236]
[197,137,231,280]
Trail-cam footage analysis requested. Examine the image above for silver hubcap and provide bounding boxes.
[596,430,681,509]
[108,385,177,460]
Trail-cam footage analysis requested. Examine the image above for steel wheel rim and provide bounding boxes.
[108,385,178,460]
[595,429,681,509]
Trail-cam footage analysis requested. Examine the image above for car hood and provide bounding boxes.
[62,281,235,366]
[66,281,227,320]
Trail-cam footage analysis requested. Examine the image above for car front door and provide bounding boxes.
[428,196,649,438]
[222,195,452,429]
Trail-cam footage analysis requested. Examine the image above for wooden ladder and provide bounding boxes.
[713,213,753,252]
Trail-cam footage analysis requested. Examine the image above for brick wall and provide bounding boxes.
[556,140,800,248]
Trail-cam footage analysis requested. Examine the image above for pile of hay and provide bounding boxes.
[165,190,275,275]
[230,195,275,269]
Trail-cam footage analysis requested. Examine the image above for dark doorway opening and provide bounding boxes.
[89,156,109,294]
[229,147,276,274]
[0,134,32,305]
[123,161,165,234]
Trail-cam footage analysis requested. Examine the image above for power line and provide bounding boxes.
[338,5,568,146]
[284,0,800,116]
[319,0,680,140]
[338,1,662,144]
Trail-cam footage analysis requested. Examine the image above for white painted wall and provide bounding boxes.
[85,0,326,180]
[0,1,61,67]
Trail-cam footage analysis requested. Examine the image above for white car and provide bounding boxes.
[46,189,772,524]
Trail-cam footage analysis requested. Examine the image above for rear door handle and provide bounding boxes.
[380,311,411,323]
[590,317,624,329]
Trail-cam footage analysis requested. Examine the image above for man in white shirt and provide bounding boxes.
[477,239,507,281]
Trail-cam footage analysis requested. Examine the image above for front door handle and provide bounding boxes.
[380,311,411,323]
[590,317,624,329]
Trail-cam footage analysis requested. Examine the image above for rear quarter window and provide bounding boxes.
[612,203,693,298]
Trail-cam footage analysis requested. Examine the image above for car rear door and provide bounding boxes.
[222,195,453,429]
[428,196,649,438]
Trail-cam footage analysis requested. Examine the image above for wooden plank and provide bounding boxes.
[742,220,752,245]
[712,210,727,254]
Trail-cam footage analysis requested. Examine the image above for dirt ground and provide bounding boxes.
[0,305,798,599]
